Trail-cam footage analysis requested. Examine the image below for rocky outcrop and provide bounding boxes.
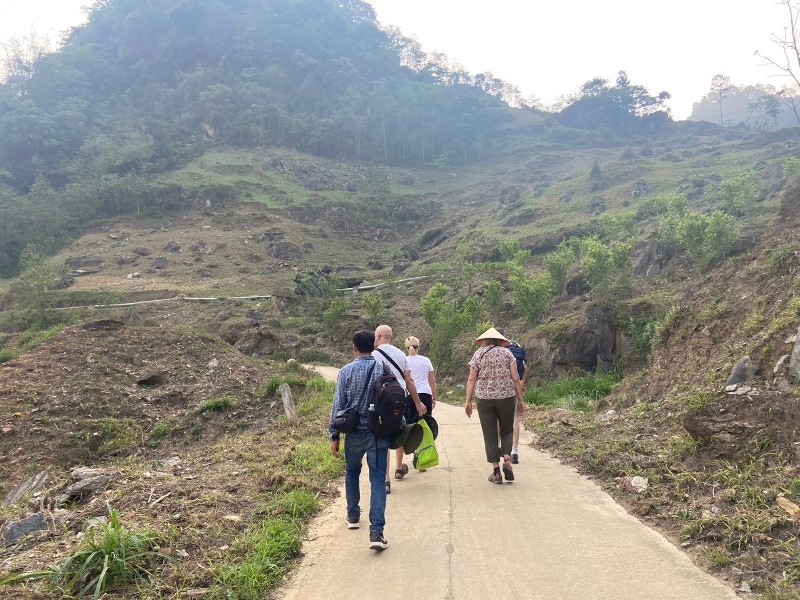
[539,306,622,375]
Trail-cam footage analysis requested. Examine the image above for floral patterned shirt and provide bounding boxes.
[468,345,517,399]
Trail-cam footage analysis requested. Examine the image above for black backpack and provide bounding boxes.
[370,350,408,437]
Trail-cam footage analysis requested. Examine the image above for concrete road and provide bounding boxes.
[273,402,737,600]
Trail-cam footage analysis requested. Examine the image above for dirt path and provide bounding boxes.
[303,364,340,382]
[273,396,737,600]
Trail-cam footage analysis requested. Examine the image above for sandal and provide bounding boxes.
[385,480,391,494]
[394,463,409,480]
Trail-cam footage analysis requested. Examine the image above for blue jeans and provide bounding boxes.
[344,431,389,534]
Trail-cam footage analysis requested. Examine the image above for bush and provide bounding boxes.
[483,280,504,319]
[322,297,351,336]
[543,242,575,293]
[578,237,632,294]
[361,292,384,325]
[421,283,478,373]
[510,271,554,324]
[784,157,800,180]
[659,209,739,271]
[718,173,756,216]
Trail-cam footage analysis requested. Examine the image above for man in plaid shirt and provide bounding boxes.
[329,330,390,551]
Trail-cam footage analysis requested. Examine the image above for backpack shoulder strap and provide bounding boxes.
[375,347,404,377]
[360,361,376,401]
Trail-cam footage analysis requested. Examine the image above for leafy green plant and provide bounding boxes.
[659,209,739,271]
[421,283,479,373]
[578,237,632,294]
[361,291,384,325]
[322,297,351,336]
[543,242,575,293]
[483,280,504,319]
[601,210,637,241]
[784,156,800,180]
[0,503,169,598]
[510,271,554,324]
[718,172,756,216]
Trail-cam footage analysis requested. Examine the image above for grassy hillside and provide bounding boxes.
[2,125,800,597]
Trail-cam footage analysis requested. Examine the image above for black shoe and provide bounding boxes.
[369,531,388,551]
[346,514,360,529]
[502,461,515,482]
[511,453,519,464]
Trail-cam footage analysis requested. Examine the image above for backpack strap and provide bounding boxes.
[358,361,377,407]
[375,347,405,379]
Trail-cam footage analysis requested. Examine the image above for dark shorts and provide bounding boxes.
[405,392,433,424]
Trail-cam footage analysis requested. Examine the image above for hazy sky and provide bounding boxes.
[0,0,793,119]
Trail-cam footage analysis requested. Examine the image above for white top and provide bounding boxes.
[406,354,434,395]
[372,344,409,391]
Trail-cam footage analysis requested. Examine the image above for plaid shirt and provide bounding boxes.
[329,355,380,440]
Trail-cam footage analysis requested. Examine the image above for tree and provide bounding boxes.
[757,1,800,99]
[746,94,782,130]
[709,74,732,126]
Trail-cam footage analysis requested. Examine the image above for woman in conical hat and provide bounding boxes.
[464,327,524,484]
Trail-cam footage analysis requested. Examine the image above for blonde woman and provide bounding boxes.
[404,336,436,419]
[464,327,524,484]
[386,336,437,480]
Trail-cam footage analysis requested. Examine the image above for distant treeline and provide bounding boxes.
[0,0,675,275]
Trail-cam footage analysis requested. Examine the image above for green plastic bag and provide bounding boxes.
[414,416,439,470]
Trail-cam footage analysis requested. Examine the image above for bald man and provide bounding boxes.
[373,324,426,488]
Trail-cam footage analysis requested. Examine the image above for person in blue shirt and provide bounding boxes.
[329,330,390,551]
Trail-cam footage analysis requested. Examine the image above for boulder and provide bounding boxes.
[235,328,278,357]
[2,513,49,543]
[65,256,103,269]
[3,469,50,506]
[726,356,756,386]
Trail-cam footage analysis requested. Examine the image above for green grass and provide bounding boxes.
[286,439,343,480]
[525,373,620,409]
[199,396,234,412]
[212,488,320,600]
[0,503,170,598]
[0,324,65,363]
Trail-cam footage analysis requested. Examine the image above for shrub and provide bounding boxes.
[601,210,638,241]
[579,237,632,294]
[784,156,800,180]
[421,283,477,373]
[718,173,756,216]
[659,209,739,271]
[543,242,575,293]
[322,297,351,336]
[361,292,384,325]
[510,271,554,324]
[483,280,504,319]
